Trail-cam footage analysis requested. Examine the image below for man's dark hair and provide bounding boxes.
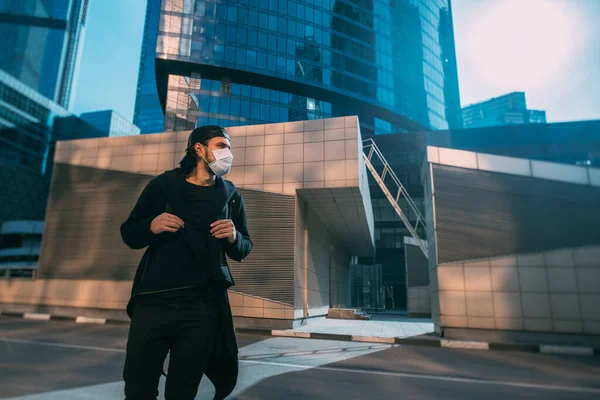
[178,138,209,174]
[178,125,230,175]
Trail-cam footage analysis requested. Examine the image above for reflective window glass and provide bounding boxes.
[227,6,237,22]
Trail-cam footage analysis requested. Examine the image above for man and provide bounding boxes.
[120,125,252,400]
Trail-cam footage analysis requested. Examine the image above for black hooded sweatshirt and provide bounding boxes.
[120,167,253,312]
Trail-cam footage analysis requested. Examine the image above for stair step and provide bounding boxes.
[327,308,365,320]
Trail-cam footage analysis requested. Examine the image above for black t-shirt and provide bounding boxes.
[184,180,220,232]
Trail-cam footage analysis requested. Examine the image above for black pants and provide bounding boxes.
[123,288,220,400]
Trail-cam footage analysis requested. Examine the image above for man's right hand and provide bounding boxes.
[150,213,185,234]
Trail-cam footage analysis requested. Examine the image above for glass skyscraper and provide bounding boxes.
[0,69,104,226]
[80,109,141,137]
[462,92,547,129]
[134,0,462,135]
[0,0,89,110]
[134,0,166,134]
[0,0,99,226]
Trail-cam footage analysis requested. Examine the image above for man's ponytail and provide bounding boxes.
[178,148,198,175]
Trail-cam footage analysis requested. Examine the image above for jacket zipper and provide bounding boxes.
[219,200,235,285]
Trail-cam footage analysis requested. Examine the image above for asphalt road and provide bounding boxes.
[1,316,599,399]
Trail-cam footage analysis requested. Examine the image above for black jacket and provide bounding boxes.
[120,167,252,399]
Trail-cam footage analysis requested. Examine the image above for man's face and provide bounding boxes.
[194,136,231,163]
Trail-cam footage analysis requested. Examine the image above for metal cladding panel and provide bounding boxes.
[229,188,295,305]
[406,244,429,287]
[38,163,153,280]
[39,164,296,305]
[432,164,600,263]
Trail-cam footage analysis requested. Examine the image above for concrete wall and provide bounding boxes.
[405,239,431,316]
[0,279,131,312]
[294,198,308,319]
[226,117,362,194]
[425,147,600,335]
[294,196,349,319]
[225,116,374,257]
[405,239,429,287]
[329,241,351,309]
[433,245,600,335]
[423,158,440,327]
[1,118,372,328]
[0,277,293,324]
[407,286,431,316]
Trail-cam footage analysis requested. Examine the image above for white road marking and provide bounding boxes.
[2,336,598,395]
[240,359,600,394]
[540,345,594,356]
[0,337,125,353]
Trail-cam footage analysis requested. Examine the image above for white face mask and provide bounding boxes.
[202,145,233,177]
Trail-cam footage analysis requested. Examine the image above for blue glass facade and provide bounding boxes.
[134,0,166,133]
[57,0,89,109]
[80,110,141,137]
[137,0,461,135]
[0,69,68,174]
[0,68,108,226]
[163,72,333,130]
[0,0,88,109]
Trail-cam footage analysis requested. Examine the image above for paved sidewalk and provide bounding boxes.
[269,315,599,357]
[283,315,435,338]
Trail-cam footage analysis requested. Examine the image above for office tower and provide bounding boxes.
[0,0,90,110]
[134,0,462,135]
[133,0,165,133]
[80,110,141,137]
[462,92,547,128]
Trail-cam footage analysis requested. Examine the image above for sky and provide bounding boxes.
[452,0,600,122]
[74,0,600,124]
[73,0,147,120]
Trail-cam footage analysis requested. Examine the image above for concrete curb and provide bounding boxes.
[3,312,598,356]
[269,329,600,357]
[1,311,127,325]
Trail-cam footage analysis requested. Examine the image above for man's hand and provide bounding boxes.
[210,219,237,243]
[150,213,185,234]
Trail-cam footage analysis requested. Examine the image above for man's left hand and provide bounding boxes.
[210,219,237,243]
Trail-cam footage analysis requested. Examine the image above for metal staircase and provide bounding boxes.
[362,138,428,258]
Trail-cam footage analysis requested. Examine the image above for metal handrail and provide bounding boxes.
[362,138,428,258]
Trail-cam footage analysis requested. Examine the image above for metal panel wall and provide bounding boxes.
[38,164,296,304]
[38,164,153,280]
[228,188,295,305]
[433,164,600,263]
